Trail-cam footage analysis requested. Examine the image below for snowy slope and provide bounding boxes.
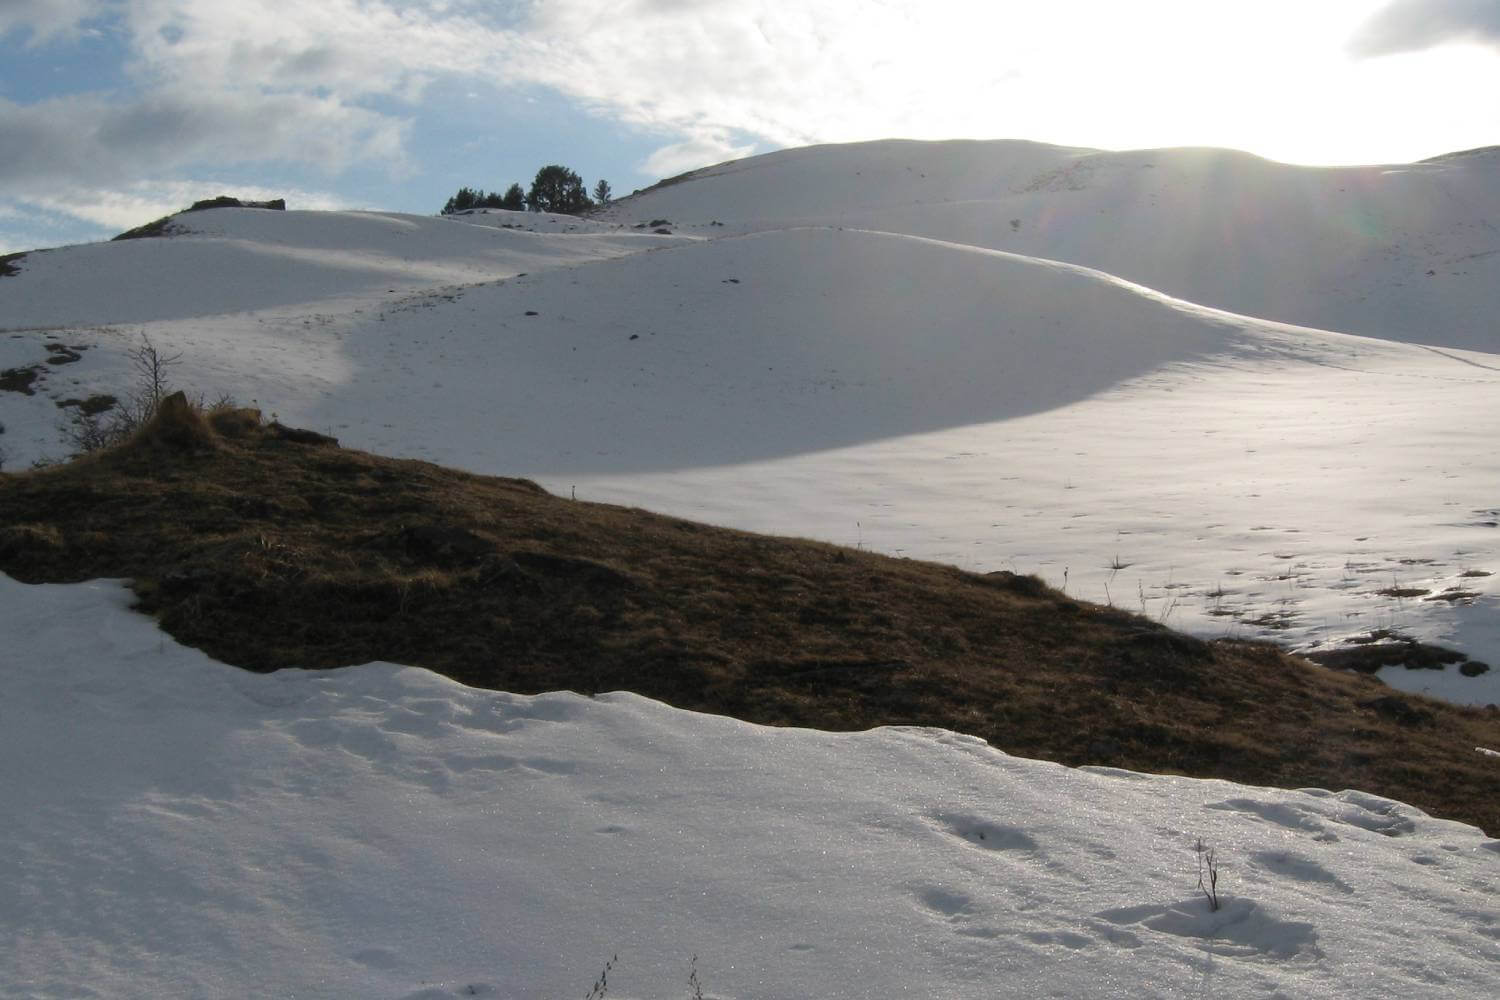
[6,574,1500,1000]
[0,207,684,327]
[3,206,1498,701]
[603,139,1500,350]
[5,140,1500,998]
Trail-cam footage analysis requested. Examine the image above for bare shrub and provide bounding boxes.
[64,334,187,454]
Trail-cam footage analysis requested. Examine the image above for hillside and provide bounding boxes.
[5,203,1496,693]
[4,138,1500,998]
[3,410,1497,835]
[603,138,1500,349]
[0,206,683,328]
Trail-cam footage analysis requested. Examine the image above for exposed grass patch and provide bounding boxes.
[0,366,41,395]
[112,196,285,241]
[1378,586,1430,599]
[112,216,182,241]
[1426,588,1481,604]
[0,251,26,277]
[1305,634,1469,672]
[55,394,118,416]
[2,416,1499,834]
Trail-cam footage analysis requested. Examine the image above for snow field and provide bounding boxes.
[4,574,1499,999]
[3,204,1498,699]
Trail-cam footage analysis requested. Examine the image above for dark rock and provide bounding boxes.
[1460,661,1491,677]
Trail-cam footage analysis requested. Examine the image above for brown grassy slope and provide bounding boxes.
[3,410,1498,834]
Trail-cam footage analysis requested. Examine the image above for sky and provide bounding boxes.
[1,0,1498,253]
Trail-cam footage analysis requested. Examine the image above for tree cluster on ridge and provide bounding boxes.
[441,166,611,216]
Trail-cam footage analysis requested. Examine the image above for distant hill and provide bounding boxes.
[602,138,1500,350]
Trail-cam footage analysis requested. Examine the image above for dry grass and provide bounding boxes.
[3,411,1499,834]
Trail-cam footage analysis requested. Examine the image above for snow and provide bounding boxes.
[3,139,1500,994]
[602,139,1500,350]
[0,208,684,328]
[5,155,1497,699]
[5,573,1500,999]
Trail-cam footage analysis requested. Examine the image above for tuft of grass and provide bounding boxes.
[687,954,705,1000]
[1,422,1498,834]
[582,954,616,1000]
[1195,838,1221,911]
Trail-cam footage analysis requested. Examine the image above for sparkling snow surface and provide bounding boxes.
[5,575,1500,999]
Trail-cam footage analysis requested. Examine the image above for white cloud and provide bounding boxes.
[508,0,1500,166]
[0,90,409,195]
[0,1,477,193]
[0,0,114,45]
[21,180,355,231]
[4,0,1498,209]
[640,132,756,178]
[121,0,485,102]
[1350,0,1500,56]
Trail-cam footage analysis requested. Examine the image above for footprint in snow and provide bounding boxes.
[1095,898,1321,961]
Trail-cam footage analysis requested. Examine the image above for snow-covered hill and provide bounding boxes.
[7,575,1499,999]
[603,139,1500,350]
[0,207,684,327]
[4,141,1500,995]
[4,178,1496,699]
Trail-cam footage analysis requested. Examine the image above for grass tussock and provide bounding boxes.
[2,409,1498,834]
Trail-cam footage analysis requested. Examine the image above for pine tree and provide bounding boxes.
[592,179,612,206]
[441,186,483,215]
[501,183,526,211]
[527,165,591,215]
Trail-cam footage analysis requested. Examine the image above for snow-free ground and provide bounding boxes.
[3,139,1500,996]
[6,574,1500,999]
